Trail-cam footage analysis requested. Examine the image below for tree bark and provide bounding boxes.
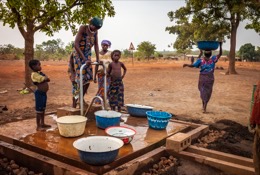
[24,31,34,87]
[226,15,239,75]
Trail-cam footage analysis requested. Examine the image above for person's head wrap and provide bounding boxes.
[204,50,212,58]
[90,17,103,29]
[101,40,111,47]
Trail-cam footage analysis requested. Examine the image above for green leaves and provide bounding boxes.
[239,43,256,61]
[0,0,115,36]
[137,41,156,59]
[166,0,260,52]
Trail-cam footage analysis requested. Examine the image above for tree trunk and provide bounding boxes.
[226,16,239,75]
[24,32,34,87]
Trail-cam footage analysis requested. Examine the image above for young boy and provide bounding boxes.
[107,50,127,112]
[29,59,51,131]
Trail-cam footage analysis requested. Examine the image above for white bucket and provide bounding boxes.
[56,115,87,137]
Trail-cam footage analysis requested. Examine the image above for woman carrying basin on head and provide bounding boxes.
[183,42,222,113]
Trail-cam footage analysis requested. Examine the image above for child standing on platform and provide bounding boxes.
[29,59,51,131]
[107,50,127,112]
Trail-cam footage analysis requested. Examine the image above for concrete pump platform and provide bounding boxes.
[0,114,190,174]
[0,112,254,175]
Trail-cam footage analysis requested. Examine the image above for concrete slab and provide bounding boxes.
[0,114,189,174]
[57,106,80,117]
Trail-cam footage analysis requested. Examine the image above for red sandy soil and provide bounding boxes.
[0,59,259,174]
[0,59,259,126]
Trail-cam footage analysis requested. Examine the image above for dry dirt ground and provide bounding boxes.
[0,59,260,172]
[1,59,259,125]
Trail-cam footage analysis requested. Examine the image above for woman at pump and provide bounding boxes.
[72,17,103,105]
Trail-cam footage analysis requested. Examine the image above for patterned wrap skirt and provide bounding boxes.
[94,73,111,104]
[198,72,214,103]
[109,79,124,108]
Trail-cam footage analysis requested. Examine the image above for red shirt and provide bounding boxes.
[250,81,260,125]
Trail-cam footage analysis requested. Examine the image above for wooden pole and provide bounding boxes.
[132,50,134,66]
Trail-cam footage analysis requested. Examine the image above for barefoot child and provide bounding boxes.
[29,59,51,131]
[107,50,127,112]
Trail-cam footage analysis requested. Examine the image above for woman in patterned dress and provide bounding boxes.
[72,17,103,106]
[183,42,222,113]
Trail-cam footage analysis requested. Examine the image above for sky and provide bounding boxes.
[0,0,259,51]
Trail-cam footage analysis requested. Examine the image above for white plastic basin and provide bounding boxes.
[56,115,87,137]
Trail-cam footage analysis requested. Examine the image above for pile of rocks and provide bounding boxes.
[141,155,179,175]
[195,130,226,148]
[0,157,43,175]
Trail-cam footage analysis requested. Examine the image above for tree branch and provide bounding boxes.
[7,0,26,37]
[34,0,84,32]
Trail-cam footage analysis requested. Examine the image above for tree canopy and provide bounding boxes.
[166,0,260,74]
[239,43,259,62]
[0,0,115,85]
[137,41,156,60]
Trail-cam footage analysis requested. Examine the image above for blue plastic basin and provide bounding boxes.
[146,111,172,130]
[197,41,219,51]
[73,136,124,165]
[125,104,153,117]
[95,110,122,129]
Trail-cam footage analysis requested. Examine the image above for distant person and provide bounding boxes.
[191,56,195,64]
[94,40,112,105]
[29,59,51,131]
[183,42,222,113]
[72,17,103,106]
[107,50,127,112]
[250,81,260,175]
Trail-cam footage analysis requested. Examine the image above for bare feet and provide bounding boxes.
[36,127,46,131]
[41,124,51,128]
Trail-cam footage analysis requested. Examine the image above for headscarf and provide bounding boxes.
[90,17,103,29]
[101,40,111,47]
